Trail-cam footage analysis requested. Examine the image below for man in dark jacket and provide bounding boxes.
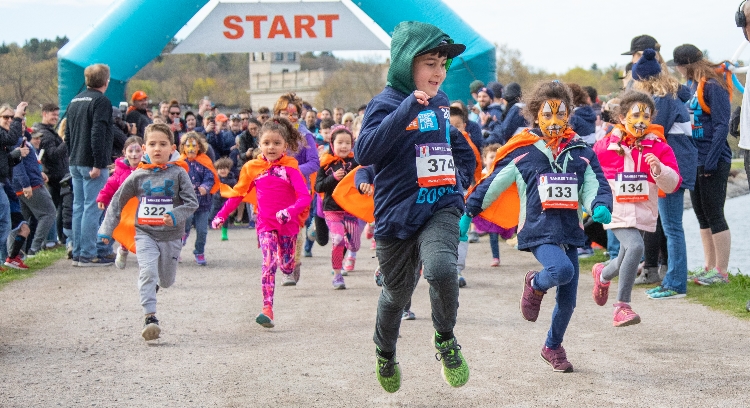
[0,102,28,262]
[34,102,67,244]
[125,90,151,137]
[64,63,114,266]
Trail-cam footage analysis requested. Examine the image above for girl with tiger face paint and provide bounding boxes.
[622,103,652,138]
[537,99,569,138]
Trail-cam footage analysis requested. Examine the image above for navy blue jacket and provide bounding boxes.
[568,105,597,140]
[689,79,732,172]
[355,87,476,240]
[12,138,45,192]
[465,130,612,250]
[482,103,504,134]
[654,94,697,190]
[486,103,528,145]
[465,120,484,149]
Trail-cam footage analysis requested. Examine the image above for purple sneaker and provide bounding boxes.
[520,270,546,322]
[181,232,189,247]
[540,345,573,373]
[332,273,346,290]
[195,253,206,266]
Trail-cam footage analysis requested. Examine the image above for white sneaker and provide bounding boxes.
[115,248,128,269]
[281,273,296,286]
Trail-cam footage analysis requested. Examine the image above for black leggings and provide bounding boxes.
[689,162,730,234]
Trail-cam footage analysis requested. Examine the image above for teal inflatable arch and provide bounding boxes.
[57,0,495,113]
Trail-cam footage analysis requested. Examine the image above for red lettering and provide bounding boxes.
[317,14,339,38]
[245,15,268,39]
[223,15,243,39]
[294,15,316,38]
[268,15,292,39]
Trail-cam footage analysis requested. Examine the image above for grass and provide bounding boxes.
[731,158,745,171]
[579,249,750,320]
[0,246,67,289]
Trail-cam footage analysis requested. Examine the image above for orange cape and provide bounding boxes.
[465,130,542,229]
[180,153,220,194]
[111,160,190,254]
[331,166,375,223]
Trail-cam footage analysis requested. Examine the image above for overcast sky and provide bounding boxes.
[0,0,747,73]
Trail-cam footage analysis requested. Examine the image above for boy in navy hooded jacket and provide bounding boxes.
[355,21,475,393]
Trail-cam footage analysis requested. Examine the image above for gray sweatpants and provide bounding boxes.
[601,228,644,303]
[136,233,181,315]
[20,186,56,253]
[374,207,461,353]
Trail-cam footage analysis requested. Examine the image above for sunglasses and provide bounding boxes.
[169,111,181,116]
[0,115,13,120]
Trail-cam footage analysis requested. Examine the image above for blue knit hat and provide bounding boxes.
[477,86,494,100]
[632,49,661,81]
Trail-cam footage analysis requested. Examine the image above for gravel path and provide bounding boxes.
[1,227,748,407]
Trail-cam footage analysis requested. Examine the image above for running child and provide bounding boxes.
[464,80,613,373]
[211,157,237,241]
[591,90,681,326]
[314,125,360,289]
[97,136,144,269]
[355,21,475,392]
[211,117,311,328]
[98,123,199,341]
[179,132,219,266]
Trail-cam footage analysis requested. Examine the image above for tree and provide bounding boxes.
[0,44,56,105]
[315,59,386,111]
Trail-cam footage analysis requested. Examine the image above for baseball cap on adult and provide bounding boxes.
[131,90,148,101]
[215,113,228,122]
[229,114,241,121]
[622,35,660,55]
[668,44,703,66]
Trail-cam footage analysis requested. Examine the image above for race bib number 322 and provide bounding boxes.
[538,173,578,210]
[137,196,173,225]
[415,143,456,188]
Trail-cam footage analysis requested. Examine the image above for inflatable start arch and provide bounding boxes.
[57,0,496,112]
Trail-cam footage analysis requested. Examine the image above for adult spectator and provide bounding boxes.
[486,82,528,145]
[238,109,252,131]
[738,1,750,192]
[567,83,597,145]
[468,79,485,123]
[184,111,198,133]
[0,102,28,263]
[304,110,318,134]
[256,106,271,124]
[166,101,185,145]
[158,101,170,119]
[111,107,132,159]
[64,63,114,266]
[333,107,344,124]
[237,118,261,167]
[33,103,67,243]
[125,90,151,137]
[342,112,355,130]
[195,97,212,124]
[476,86,503,137]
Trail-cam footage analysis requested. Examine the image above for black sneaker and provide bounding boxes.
[142,315,160,341]
[78,257,114,267]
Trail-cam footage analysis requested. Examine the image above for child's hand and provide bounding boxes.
[644,153,661,176]
[276,209,290,224]
[163,214,174,226]
[333,168,346,181]
[414,90,430,106]
[101,237,109,245]
[97,202,105,210]
[198,186,207,196]
[211,216,225,229]
[358,183,373,196]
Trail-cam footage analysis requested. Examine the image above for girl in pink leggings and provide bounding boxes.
[314,126,361,289]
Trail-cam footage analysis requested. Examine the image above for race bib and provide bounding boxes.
[415,143,456,188]
[537,173,578,210]
[137,196,174,225]
[614,172,648,202]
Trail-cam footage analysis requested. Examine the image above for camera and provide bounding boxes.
[119,101,128,116]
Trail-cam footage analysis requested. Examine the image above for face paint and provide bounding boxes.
[184,139,199,159]
[125,143,144,167]
[537,99,568,138]
[622,103,651,137]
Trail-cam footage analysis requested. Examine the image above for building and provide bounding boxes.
[248,52,328,109]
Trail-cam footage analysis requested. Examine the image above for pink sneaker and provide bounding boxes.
[540,345,573,373]
[613,302,641,327]
[343,256,355,272]
[370,239,376,250]
[490,258,500,267]
[365,223,374,240]
[591,263,610,306]
[520,270,546,322]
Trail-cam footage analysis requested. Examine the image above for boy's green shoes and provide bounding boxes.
[376,353,401,393]
[434,335,469,387]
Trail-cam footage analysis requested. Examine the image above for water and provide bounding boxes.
[684,193,750,275]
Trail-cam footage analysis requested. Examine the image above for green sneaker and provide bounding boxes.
[694,269,729,286]
[644,285,663,295]
[376,352,401,393]
[687,267,708,280]
[433,335,469,387]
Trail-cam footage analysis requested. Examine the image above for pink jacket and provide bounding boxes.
[217,162,311,237]
[97,157,137,206]
[593,130,681,232]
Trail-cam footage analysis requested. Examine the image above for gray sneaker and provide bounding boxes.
[115,249,128,269]
[78,257,114,267]
[281,273,296,286]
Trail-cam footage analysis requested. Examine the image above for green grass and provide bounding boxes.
[731,158,745,171]
[0,247,67,289]
[580,250,750,320]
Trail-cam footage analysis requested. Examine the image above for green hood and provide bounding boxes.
[387,21,453,95]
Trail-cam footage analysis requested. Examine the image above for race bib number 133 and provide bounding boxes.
[538,173,578,210]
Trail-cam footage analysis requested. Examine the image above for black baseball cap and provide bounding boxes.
[416,39,466,59]
[618,62,634,80]
[622,35,660,55]
[667,44,703,67]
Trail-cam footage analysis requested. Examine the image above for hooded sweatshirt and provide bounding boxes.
[355,21,476,240]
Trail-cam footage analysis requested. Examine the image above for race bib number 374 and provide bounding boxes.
[137,196,174,225]
[415,143,456,188]
[538,173,578,210]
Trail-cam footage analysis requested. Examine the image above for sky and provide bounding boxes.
[0,0,747,74]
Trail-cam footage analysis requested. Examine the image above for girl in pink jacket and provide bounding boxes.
[590,91,681,327]
[97,136,144,269]
[211,117,311,329]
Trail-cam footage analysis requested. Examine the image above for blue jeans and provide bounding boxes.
[489,233,499,259]
[70,166,108,259]
[0,182,11,261]
[658,188,688,294]
[606,230,620,260]
[530,244,579,349]
[186,209,209,255]
[96,210,114,257]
